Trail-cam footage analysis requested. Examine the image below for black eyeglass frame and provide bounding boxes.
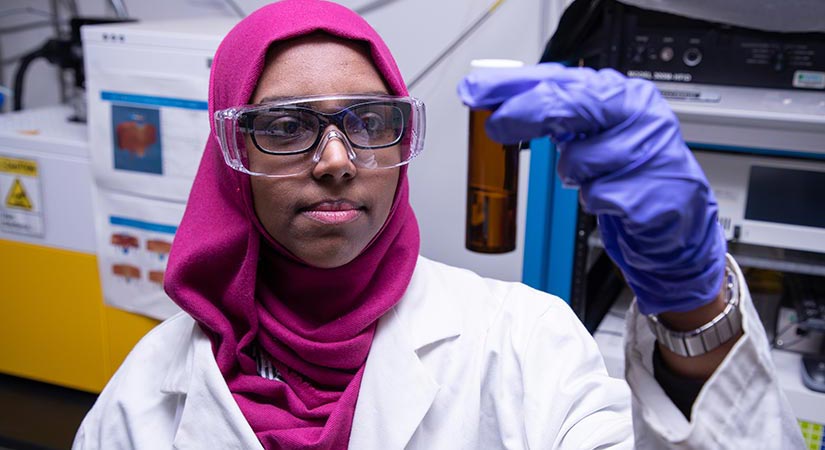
[239,100,412,156]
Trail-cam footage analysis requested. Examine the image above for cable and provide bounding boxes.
[354,0,400,15]
[109,0,129,18]
[12,45,47,111]
[223,0,245,18]
[50,0,67,102]
[59,0,79,17]
[11,36,77,111]
[407,0,507,90]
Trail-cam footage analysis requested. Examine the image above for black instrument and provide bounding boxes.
[542,0,825,91]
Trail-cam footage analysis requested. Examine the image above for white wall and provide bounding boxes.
[358,0,542,281]
[3,0,568,282]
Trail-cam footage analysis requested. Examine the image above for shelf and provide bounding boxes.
[729,242,825,277]
[586,234,825,278]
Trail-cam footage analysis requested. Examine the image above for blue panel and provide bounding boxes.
[110,216,178,234]
[101,91,209,110]
[546,176,578,303]
[522,137,580,303]
[522,137,554,291]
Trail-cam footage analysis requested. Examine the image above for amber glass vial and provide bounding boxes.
[465,60,524,253]
[466,107,520,253]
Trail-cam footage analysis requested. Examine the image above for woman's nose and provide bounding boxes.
[311,127,357,180]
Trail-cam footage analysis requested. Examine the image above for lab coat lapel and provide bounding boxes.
[165,258,461,449]
[349,257,463,449]
[169,324,263,450]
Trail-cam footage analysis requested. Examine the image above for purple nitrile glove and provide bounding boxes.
[457,63,727,315]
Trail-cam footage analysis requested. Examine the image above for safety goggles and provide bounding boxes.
[214,94,426,177]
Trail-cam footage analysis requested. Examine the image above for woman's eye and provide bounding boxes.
[262,117,304,137]
[357,112,386,133]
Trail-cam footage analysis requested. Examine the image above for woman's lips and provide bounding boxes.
[300,200,364,224]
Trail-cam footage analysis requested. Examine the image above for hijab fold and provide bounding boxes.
[164,1,420,448]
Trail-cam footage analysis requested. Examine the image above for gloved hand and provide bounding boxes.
[457,63,727,315]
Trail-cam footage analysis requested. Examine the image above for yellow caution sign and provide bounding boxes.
[0,156,38,177]
[0,154,42,236]
[5,178,33,210]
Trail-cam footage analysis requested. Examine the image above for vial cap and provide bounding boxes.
[470,59,524,70]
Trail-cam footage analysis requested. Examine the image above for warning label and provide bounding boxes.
[0,155,43,237]
[6,178,33,210]
[0,157,37,177]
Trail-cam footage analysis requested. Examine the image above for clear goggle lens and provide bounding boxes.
[214,95,426,177]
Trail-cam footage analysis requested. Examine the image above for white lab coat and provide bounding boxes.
[74,255,803,449]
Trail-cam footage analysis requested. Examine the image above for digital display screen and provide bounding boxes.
[745,166,825,229]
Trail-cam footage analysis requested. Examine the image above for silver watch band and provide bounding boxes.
[646,267,742,357]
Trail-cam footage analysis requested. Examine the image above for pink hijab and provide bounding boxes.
[164,1,420,448]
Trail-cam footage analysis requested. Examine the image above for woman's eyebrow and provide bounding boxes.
[258,95,290,104]
[257,91,390,104]
[355,91,390,96]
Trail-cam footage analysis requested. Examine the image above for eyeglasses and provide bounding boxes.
[214,94,426,177]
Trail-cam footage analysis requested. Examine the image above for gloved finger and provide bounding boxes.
[555,82,678,186]
[460,64,643,146]
[483,82,596,144]
[456,62,573,109]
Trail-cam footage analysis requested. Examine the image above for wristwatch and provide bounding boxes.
[646,267,742,357]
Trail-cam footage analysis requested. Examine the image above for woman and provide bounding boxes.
[74,0,802,448]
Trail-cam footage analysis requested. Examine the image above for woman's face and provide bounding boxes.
[248,35,400,268]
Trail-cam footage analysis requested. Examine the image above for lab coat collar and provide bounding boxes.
[349,256,463,448]
[395,256,464,350]
[162,320,263,449]
[159,257,462,449]
[159,320,195,396]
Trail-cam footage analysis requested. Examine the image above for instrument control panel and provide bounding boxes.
[612,5,825,91]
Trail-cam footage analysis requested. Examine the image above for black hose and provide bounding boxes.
[12,45,47,111]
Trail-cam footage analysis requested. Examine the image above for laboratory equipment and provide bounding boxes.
[465,59,523,253]
[801,355,825,393]
[524,0,825,437]
[0,106,158,392]
[12,18,133,119]
[787,274,825,333]
[786,273,825,393]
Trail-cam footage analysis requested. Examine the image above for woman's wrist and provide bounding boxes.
[656,283,743,380]
[659,287,728,331]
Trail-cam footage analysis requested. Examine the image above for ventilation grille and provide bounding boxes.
[718,216,732,232]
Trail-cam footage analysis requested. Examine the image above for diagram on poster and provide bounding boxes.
[88,72,210,203]
[0,155,43,237]
[112,105,162,174]
[96,188,184,320]
[101,90,207,183]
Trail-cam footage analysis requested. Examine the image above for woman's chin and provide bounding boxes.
[296,243,364,269]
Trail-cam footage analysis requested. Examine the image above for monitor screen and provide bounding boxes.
[745,165,825,229]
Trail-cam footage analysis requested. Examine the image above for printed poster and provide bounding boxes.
[87,72,210,203]
[95,188,184,320]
